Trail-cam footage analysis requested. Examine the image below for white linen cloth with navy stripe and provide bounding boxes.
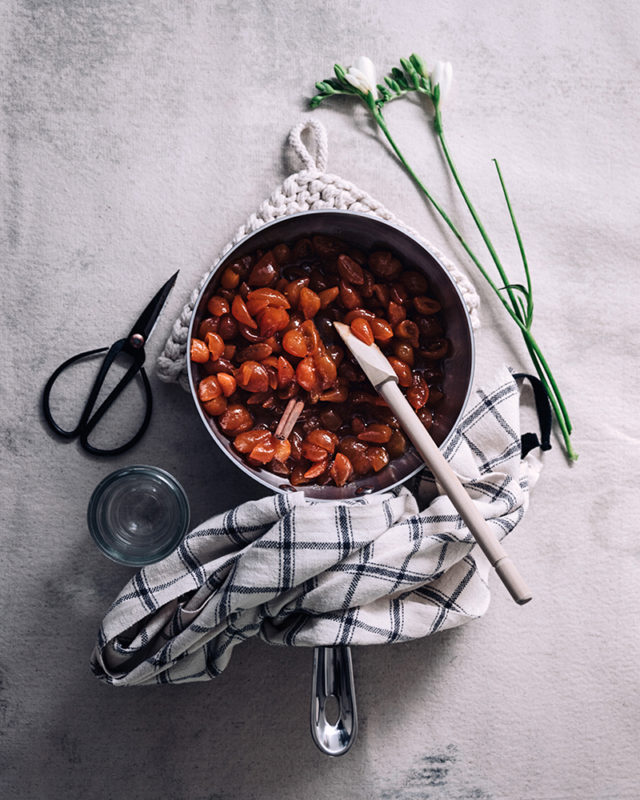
[91,366,543,686]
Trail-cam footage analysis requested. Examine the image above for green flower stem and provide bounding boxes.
[374,108,530,330]
[436,125,573,439]
[493,157,572,438]
[372,103,577,460]
[372,109,510,310]
[519,328,576,458]
[437,129,524,322]
[493,159,532,312]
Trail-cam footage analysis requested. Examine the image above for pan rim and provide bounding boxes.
[187,209,476,500]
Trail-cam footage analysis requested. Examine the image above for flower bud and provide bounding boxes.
[410,53,429,78]
[430,61,453,106]
[345,56,378,97]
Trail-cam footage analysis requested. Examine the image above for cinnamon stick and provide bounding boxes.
[275,398,304,440]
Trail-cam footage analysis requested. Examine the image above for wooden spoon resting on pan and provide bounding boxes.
[333,322,532,605]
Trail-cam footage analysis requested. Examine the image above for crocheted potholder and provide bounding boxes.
[156,119,480,389]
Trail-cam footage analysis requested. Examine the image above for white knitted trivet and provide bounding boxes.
[157,119,480,390]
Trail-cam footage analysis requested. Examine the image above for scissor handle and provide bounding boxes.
[43,346,109,438]
[42,340,153,456]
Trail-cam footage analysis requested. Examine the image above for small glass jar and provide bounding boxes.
[87,466,190,566]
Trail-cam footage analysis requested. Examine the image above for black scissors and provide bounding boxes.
[42,271,178,456]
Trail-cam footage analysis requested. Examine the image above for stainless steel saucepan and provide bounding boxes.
[187,210,475,755]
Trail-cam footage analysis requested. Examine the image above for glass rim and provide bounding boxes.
[87,465,190,567]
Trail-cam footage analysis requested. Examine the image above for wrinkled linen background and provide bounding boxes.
[1,2,637,799]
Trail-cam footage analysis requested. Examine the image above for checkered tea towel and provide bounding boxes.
[91,366,546,686]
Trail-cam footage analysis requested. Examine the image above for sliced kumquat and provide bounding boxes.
[231,295,257,329]
[207,295,230,316]
[233,429,272,453]
[217,372,237,398]
[203,396,227,416]
[304,459,329,480]
[273,437,292,463]
[190,338,210,363]
[329,452,354,487]
[205,332,225,361]
[350,317,374,346]
[198,375,222,402]
[318,286,340,308]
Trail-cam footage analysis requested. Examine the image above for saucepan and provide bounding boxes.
[186,210,475,755]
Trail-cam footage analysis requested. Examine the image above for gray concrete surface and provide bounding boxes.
[1,1,638,798]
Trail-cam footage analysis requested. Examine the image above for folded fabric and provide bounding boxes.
[91,366,543,686]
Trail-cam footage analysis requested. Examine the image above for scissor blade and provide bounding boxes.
[127,271,179,343]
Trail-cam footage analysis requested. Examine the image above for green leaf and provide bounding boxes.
[525,297,534,328]
[498,282,534,326]
[493,158,533,320]
[499,282,530,298]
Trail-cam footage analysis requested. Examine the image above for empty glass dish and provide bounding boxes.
[87,466,190,566]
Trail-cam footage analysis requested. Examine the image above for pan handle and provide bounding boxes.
[310,645,358,756]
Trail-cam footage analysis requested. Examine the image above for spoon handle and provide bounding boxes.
[378,381,532,605]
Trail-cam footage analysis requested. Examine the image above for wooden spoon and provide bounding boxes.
[334,322,531,605]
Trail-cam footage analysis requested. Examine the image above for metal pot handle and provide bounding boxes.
[310,645,358,756]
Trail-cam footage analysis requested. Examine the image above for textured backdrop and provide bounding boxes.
[1,1,638,799]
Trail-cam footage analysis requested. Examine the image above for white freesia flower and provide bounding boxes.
[345,56,378,97]
[431,60,453,106]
